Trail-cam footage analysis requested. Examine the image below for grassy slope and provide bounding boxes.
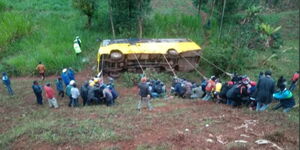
[0,0,299,149]
[0,0,101,75]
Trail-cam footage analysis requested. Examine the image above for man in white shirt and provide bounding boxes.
[71,83,80,107]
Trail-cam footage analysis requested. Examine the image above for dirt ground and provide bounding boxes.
[1,70,299,150]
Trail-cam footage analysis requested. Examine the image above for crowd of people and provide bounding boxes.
[1,62,299,113]
[169,71,299,112]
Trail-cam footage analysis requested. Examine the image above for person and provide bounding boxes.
[137,77,153,111]
[36,62,46,80]
[55,77,64,98]
[73,36,82,55]
[107,81,118,104]
[2,72,14,95]
[272,83,295,113]
[32,81,43,105]
[44,83,59,108]
[289,71,299,91]
[219,81,234,104]
[174,79,186,98]
[61,68,70,86]
[276,76,286,90]
[202,76,216,101]
[258,72,264,80]
[214,79,223,103]
[70,83,80,107]
[200,79,208,98]
[183,80,193,98]
[80,81,89,106]
[190,84,204,99]
[67,68,75,81]
[87,82,99,105]
[66,80,75,107]
[102,84,114,106]
[255,70,275,112]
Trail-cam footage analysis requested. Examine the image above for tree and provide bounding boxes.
[72,0,97,28]
[108,0,116,39]
[109,0,151,37]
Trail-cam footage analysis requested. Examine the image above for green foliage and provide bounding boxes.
[0,12,32,53]
[202,46,255,76]
[110,0,151,36]
[72,0,97,27]
[0,1,6,12]
[120,72,141,87]
[144,68,171,83]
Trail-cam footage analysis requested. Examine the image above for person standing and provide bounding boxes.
[80,81,89,106]
[137,77,153,111]
[44,83,59,108]
[55,77,64,98]
[2,72,14,95]
[289,71,299,91]
[36,62,46,80]
[255,70,275,112]
[67,68,75,81]
[61,68,70,86]
[66,80,75,107]
[73,36,82,55]
[71,83,80,107]
[32,81,43,105]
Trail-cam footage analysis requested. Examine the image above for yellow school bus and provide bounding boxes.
[97,38,201,77]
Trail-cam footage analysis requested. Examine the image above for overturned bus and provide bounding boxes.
[97,38,201,77]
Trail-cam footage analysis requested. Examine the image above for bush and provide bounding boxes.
[201,46,256,76]
[0,1,6,12]
[120,72,141,87]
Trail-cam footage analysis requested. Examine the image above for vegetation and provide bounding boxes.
[0,0,298,149]
[72,0,97,28]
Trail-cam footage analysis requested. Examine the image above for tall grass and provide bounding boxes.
[0,12,31,54]
[0,0,101,76]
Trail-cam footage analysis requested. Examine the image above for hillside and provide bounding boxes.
[0,0,299,149]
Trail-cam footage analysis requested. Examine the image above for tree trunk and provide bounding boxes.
[198,0,202,15]
[87,15,92,28]
[138,17,143,38]
[108,0,115,39]
[138,0,143,38]
[218,0,226,41]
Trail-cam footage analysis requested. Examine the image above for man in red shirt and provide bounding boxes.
[202,76,217,101]
[44,83,59,108]
[289,71,299,91]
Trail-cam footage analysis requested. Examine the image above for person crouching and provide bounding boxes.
[272,83,295,113]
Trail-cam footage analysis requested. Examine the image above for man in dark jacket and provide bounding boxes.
[32,81,43,105]
[80,81,89,106]
[2,72,14,95]
[137,77,153,111]
[56,77,64,98]
[255,70,275,112]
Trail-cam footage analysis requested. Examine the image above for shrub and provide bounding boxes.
[201,46,256,76]
[120,72,141,87]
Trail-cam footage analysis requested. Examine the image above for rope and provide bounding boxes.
[162,54,177,77]
[133,53,145,75]
[191,51,232,77]
[181,56,207,80]
[199,54,231,76]
[101,55,105,75]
